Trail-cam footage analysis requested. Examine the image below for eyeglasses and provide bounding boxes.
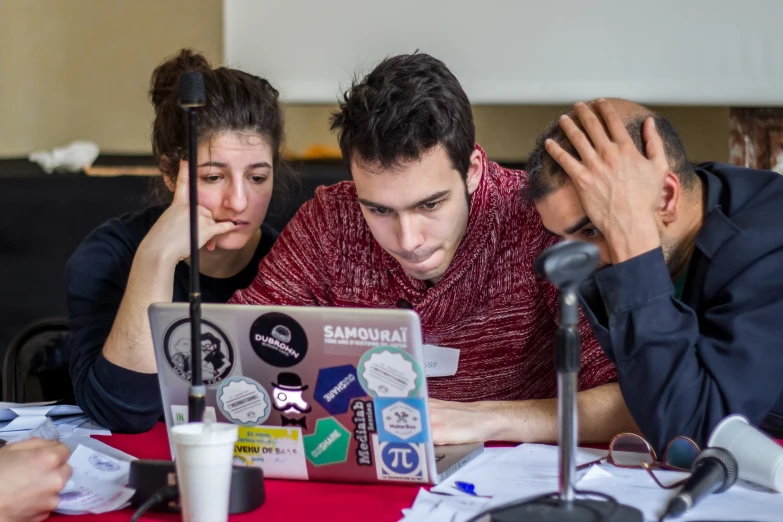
[577,433,700,489]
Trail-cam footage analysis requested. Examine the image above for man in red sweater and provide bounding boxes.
[231,53,636,444]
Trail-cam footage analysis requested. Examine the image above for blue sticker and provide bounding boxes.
[313,364,367,415]
[374,397,429,443]
[374,438,427,482]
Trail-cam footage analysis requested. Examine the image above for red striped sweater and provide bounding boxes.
[231,146,616,402]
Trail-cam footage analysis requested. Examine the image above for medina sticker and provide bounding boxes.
[216,376,271,426]
[272,372,311,429]
[314,364,367,415]
[357,346,422,398]
[351,399,376,466]
[375,397,428,444]
[249,313,308,367]
[372,434,428,483]
[163,318,235,386]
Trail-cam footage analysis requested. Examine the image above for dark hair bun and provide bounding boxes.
[149,49,211,109]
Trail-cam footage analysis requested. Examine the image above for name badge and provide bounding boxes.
[422,345,460,377]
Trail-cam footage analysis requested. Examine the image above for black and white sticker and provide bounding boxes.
[249,313,308,367]
[163,319,235,386]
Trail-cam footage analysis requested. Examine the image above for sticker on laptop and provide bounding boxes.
[235,426,309,480]
[170,405,217,425]
[357,346,422,398]
[163,318,235,386]
[271,372,312,430]
[303,417,351,467]
[375,397,428,443]
[372,434,428,483]
[351,399,376,466]
[314,364,366,415]
[216,376,271,426]
[323,324,408,349]
[249,312,308,367]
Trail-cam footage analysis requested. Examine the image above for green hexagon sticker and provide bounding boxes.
[303,417,350,466]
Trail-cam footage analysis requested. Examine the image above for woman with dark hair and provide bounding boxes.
[66,49,292,433]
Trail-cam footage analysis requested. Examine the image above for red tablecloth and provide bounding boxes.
[51,422,420,522]
[49,423,783,522]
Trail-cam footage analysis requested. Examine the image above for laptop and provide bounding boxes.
[149,303,483,484]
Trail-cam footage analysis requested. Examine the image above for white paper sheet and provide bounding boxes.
[570,465,783,522]
[69,445,132,485]
[432,443,606,499]
[415,443,783,522]
[400,489,491,522]
[55,443,137,515]
[0,402,82,422]
[56,474,135,515]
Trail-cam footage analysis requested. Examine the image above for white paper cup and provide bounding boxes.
[170,422,238,522]
[707,414,783,492]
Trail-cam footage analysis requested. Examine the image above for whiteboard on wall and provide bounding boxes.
[224,0,783,105]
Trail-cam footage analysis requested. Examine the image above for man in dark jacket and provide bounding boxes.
[525,97,783,454]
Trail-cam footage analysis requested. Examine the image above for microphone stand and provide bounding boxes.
[488,241,642,522]
[178,72,206,424]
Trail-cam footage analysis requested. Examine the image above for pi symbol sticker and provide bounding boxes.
[372,435,428,483]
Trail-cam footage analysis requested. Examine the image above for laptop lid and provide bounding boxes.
[149,303,481,484]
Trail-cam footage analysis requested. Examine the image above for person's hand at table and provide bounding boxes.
[544,98,669,264]
[429,398,497,445]
[0,438,72,522]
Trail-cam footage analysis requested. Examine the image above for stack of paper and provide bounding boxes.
[400,443,783,522]
[56,438,137,515]
[0,401,109,443]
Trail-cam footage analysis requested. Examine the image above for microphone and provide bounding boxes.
[481,241,644,521]
[661,447,738,520]
[178,71,206,424]
[535,240,600,503]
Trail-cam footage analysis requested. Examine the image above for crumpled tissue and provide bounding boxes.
[29,141,100,174]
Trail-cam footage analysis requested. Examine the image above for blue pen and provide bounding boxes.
[454,481,478,496]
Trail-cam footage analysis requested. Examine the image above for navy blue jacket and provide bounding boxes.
[579,163,783,454]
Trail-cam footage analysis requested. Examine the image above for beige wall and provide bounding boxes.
[0,0,223,157]
[0,0,729,163]
[284,105,730,164]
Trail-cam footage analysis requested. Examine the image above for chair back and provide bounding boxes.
[2,318,74,404]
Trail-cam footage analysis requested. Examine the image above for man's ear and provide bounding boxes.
[658,172,681,224]
[465,149,483,195]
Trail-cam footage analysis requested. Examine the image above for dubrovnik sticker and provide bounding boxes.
[163,318,235,386]
[216,376,271,426]
[249,312,308,367]
[357,346,422,398]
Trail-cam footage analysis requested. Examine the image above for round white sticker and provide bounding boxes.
[357,346,421,398]
[216,376,271,426]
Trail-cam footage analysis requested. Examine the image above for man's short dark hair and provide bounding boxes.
[330,52,476,180]
[525,111,696,203]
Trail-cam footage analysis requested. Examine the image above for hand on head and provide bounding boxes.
[0,438,72,522]
[544,99,669,262]
[140,159,237,264]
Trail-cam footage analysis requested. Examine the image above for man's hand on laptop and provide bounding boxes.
[428,398,500,445]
